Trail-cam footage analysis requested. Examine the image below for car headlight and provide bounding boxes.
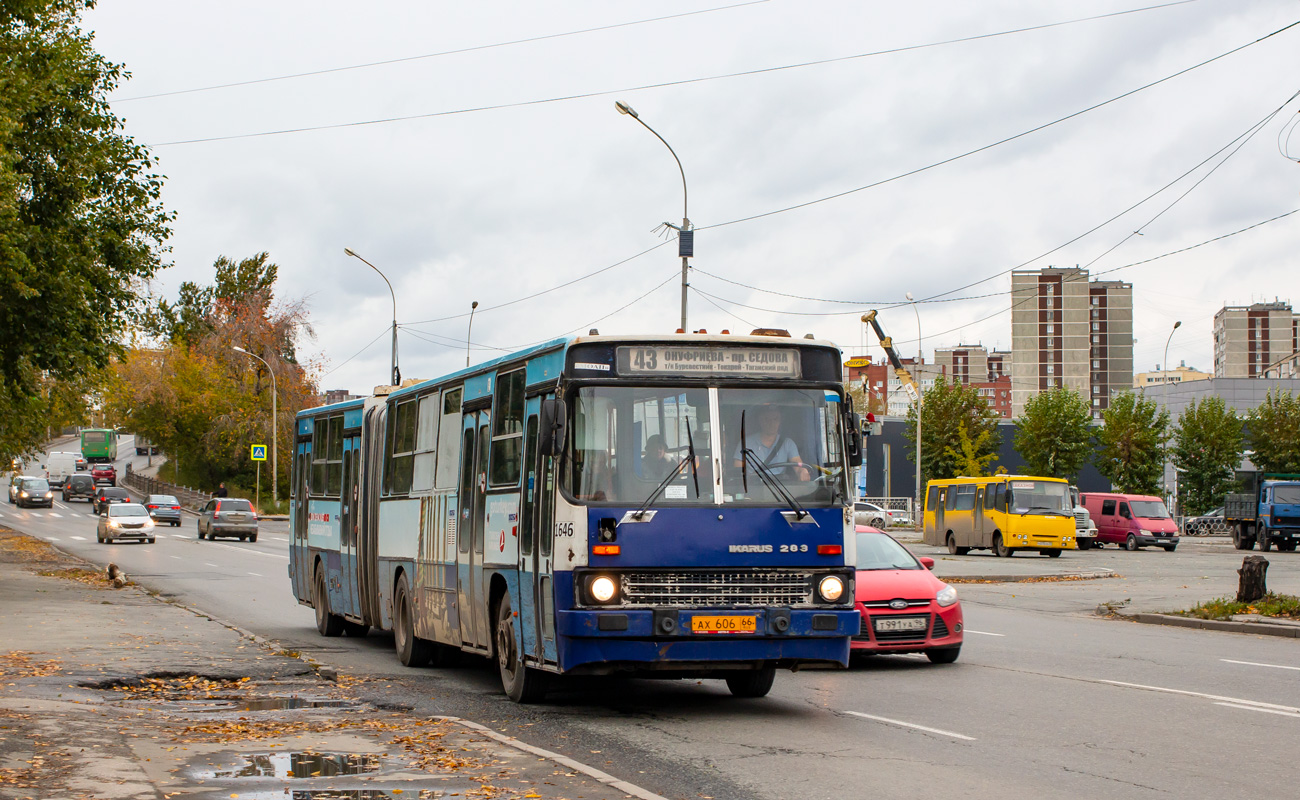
[142,519,155,529]
[817,575,845,603]
[19,491,27,498]
[44,492,52,499]
[109,520,120,528]
[585,574,619,605]
[936,584,959,607]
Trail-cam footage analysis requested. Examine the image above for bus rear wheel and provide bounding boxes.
[313,566,344,637]
[725,665,777,698]
[946,534,969,556]
[395,573,432,667]
[496,593,548,703]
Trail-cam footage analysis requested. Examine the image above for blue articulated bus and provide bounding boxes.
[289,333,864,702]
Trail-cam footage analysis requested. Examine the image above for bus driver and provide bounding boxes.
[733,404,810,481]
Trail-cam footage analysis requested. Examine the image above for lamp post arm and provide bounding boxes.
[629,116,688,223]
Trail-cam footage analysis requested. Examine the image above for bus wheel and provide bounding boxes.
[496,593,547,703]
[726,665,777,698]
[946,534,969,556]
[313,566,344,637]
[993,533,1012,558]
[1042,549,1062,558]
[394,574,432,667]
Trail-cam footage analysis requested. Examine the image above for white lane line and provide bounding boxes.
[48,513,62,518]
[843,710,976,741]
[170,535,188,539]
[205,541,289,560]
[46,537,60,542]
[68,535,87,541]
[1222,658,1300,672]
[247,572,263,577]
[1215,702,1300,719]
[1099,680,1300,714]
[205,563,219,568]
[964,630,1004,637]
[170,556,182,560]
[270,536,288,542]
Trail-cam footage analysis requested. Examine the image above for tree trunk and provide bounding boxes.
[1236,555,1269,604]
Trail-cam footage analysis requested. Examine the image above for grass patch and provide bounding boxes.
[1177,592,1300,621]
[36,566,127,589]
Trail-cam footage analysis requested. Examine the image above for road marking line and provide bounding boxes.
[48,513,61,518]
[170,535,187,539]
[248,572,263,577]
[1215,702,1300,719]
[1099,680,1300,714]
[170,556,181,560]
[843,710,976,740]
[205,541,288,560]
[964,630,1004,636]
[205,563,219,567]
[68,536,87,541]
[1222,659,1300,672]
[270,536,288,542]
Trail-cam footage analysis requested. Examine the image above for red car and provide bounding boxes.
[90,461,117,486]
[851,527,963,663]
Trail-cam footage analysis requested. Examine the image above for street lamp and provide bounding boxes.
[344,247,400,386]
[1162,320,1182,508]
[906,292,922,520]
[615,100,692,332]
[466,301,479,368]
[232,346,277,507]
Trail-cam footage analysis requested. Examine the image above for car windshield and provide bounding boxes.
[1130,500,1170,518]
[22,480,49,492]
[855,532,921,570]
[110,505,149,517]
[149,496,178,505]
[1273,486,1300,504]
[218,499,253,511]
[1006,480,1070,513]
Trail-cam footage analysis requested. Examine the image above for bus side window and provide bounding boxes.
[994,484,1007,512]
[945,486,958,511]
[926,486,938,511]
[489,370,525,487]
[984,485,996,510]
[539,454,555,558]
[521,415,538,557]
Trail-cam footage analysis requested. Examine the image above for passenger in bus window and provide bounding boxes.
[642,434,675,481]
[733,404,810,481]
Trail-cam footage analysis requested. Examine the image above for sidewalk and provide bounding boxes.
[0,526,640,800]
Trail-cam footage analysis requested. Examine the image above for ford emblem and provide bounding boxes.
[889,599,908,610]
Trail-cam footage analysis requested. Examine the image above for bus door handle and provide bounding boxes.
[715,458,722,486]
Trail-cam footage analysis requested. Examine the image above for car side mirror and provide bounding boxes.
[920,557,935,570]
[539,398,568,458]
[846,411,863,467]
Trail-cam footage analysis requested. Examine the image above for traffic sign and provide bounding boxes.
[251,444,267,461]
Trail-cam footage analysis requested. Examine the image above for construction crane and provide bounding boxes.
[861,310,920,404]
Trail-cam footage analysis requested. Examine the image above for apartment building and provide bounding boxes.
[1213,302,1300,378]
[1010,267,1133,418]
[933,344,1014,418]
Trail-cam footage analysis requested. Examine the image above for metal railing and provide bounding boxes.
[860,497,916,525]
[123,464,212,511]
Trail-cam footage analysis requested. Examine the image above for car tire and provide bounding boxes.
[147,538,155,544]
[1163,545,1176,552]
[725,665,777,698]
[496,591,548,702]
[172,521,179,527]
[197,526,205,540]
[1126,534,1138,552]
[249,534,258,543]
[872,516,886,529]
[993,533,1013,558]
[926,646,961,664]
[394,573,431,665]
[313,566,345,637]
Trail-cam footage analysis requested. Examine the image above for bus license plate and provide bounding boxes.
[691,615,757,634]
[875,617,928,632]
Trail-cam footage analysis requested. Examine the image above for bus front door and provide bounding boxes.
[292,442,311,600]
[971,487,986,548]
[339,435,361,617]
[934,488,946,538]
[518,396,558,667]
[457,411,492,653]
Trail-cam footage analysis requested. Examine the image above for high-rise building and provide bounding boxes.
[1213,302,1300,378]
[1010,267,1133,418]
[933,345,1013,418]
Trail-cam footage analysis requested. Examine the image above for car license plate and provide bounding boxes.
[691,615,757,634]
[874,617,928,632]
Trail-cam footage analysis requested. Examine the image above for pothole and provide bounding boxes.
[198,751,381,779]
[163,696,361,712]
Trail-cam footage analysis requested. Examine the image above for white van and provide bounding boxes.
[46,451,81,488]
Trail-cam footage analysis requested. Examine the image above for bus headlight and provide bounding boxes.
[936,584,959,607]
[817,575,845,603]
[585,574,620,605]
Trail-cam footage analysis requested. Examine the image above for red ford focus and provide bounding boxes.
[852,527,963,663]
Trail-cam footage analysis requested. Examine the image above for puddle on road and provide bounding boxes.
[146,696,361,713]
[200,751,381,779]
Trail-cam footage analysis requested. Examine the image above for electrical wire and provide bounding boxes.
[321,325,392,376]
[112,1,772,103]
[147,1,1218,147]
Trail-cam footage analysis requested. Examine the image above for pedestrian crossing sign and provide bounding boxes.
[251,444,267,461]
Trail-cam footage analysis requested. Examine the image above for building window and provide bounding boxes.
[1046,364,1054,375]
[1091,322,1100,331]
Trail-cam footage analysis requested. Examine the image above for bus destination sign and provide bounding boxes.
[616,346,801,377]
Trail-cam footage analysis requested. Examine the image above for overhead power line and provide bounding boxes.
[147,1,1215,147]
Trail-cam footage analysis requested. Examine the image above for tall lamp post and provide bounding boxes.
[466,300,479,367]
[906,292,923,519]
[233,346,277,506]
[614,101,692,332]
[1161,320,1182,509]
[344,248,400,386]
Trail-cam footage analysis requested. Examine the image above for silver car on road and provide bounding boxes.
[97,503,156,544]
[197,498,259,542]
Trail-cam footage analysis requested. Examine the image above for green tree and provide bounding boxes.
[0,0,171,463]
[945,422,998,477]
[1172,396,1243,516]
[1247,390,1300,474]
[903,376,1000,485]
[1014,386,1094,479]
[1096,392,1169,495]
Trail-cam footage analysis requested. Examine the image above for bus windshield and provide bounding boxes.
[1130,500,1170,519]
[1006,480,1070,514]
[566,385,846,506]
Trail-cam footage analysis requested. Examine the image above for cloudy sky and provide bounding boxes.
[85,0,1300,394]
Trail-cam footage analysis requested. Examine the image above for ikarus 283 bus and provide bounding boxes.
[289,333,864,701]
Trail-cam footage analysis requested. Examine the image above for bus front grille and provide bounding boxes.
[620,571,813,607]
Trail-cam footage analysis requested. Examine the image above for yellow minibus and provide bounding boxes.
[922,475,1076,557]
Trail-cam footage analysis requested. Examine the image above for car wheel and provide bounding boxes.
[496,591,548,702]
[172,521,179,527]
[147,538,155,544]
[872,516,886,529]
[104,536,112,544]
[725,665,777,698]
[239,535,247,542]
[197,526,205,540]
[313,566,345,637]
[993,533,1013,558]
[393,573,431,665]
[1163,545,1176,552]
[926,646,961,664]
[249,534,258,543]
[1125,534,1138,551]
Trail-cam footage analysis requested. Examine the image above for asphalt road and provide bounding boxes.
[6,441,1299,799]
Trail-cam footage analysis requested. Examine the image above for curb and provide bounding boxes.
[1129,613,1300,638]
[943,569,1118,583]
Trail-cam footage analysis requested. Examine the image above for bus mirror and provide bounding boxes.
[539,398,567,458]
[846,412,863,468]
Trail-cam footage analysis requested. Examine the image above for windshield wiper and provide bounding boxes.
[631,420,699,521]
[742,445,809,521]
[1019,506,1071,517]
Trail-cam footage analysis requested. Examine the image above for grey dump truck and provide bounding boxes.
[1225,470,1300,552]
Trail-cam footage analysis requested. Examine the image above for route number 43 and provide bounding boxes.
[555,521,575,538]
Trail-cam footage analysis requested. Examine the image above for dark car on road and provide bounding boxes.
[90,461,117,486]
[14,478,54,509]
[197,498,258,542]
[144,494,182,527]
[93,487,131,515]
[62,474,97,503]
